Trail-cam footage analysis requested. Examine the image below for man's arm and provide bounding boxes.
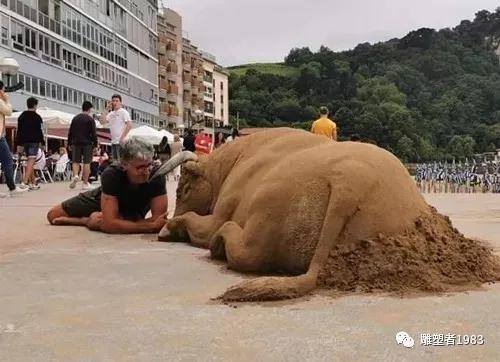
[90,117,98,147]
[38,116,45,145]
[67,120,74,147]
[119,121,132,144]
[0,95,12,116]
[100,193,166,234]
[100,102,111,124]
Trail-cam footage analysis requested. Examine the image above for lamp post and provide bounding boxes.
[0,57,23,92]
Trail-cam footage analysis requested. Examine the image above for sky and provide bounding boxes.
[165,0,499,67]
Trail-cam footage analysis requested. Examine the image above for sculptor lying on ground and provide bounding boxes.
[155,128,500,302]
[47,138,167,234]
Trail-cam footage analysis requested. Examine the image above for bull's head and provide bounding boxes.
[152,151,213,216]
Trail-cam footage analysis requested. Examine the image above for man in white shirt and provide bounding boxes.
[100,94,131,161]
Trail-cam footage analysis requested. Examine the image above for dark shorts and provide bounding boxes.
[72,144,93,164]
[24,143,39,157]
[61,192,101,218]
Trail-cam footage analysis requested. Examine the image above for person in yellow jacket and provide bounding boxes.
[311,106,337,140]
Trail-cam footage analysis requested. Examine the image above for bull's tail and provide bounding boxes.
[221,183,357,302]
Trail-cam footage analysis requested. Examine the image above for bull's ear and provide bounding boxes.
[184,161,203,177]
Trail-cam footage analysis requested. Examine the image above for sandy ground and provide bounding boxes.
[1,182,499,361]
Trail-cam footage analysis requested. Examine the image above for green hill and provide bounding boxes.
[228,9,500,162]
[228,63,300,78]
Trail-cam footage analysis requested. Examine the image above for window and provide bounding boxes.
[220,81,223,90]
[31,77,38,94]
[63,87,68,102]
[25,27,37,55]
[1,22,8,46]
[51,83,57,99]
[25,75,32,93]
[11,21,24,51]
[39,79,46,96]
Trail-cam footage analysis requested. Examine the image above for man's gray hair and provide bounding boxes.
[120,137,155,164]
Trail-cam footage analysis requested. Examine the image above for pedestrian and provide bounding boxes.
[183,129,196,152]
[68,101,97,190]
[311,106,337,140]
[99,94,131,161]
[16,97,44,190]
[214,132,225,149]
[226,128,239,143]
[0,81,28,197]
[194,129,211,155]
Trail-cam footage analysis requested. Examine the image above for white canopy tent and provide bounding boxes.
[126,125,163,145]
[6,107,73,128]
[5,107,103,129]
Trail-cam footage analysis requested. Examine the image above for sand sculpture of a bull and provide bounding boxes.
[154,128,500,301]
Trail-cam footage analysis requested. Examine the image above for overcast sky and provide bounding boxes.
[165,0,499,67]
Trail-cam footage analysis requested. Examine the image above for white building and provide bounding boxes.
[0,0,160,126]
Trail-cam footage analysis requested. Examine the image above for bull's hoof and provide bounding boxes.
[220,276,312,302]
[209,234,227,260]
[157,224,188,242]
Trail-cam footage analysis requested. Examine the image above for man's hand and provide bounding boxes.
[0,90,8,101]
[149,215,167,232]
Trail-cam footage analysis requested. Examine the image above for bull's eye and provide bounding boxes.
[182,183,191,197]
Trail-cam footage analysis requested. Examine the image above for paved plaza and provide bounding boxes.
[1,182,499,361]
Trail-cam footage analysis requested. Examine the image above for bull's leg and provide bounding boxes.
[220,186,362,302]
[158,212,220,248]
[209,221,242,261]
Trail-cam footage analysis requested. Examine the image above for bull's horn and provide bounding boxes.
[151,151,198,179]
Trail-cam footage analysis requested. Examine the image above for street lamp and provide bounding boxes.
[0,57,23,92]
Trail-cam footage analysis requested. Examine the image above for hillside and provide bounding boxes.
[228,63,300,78]
[228,9,500,162]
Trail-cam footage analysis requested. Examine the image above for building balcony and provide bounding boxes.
[167,50,177,60]
[158,66,166,76]
[183,81,191,90]
[160,102,169,114]
[191,86,198,95]
[184,100,192,109]
[167,84,179,95]
[167,63,178,74]
[158,44,166,55]
[183,61,191,71]
[167,93,178,102]
[159,79,169,90]
[159,35,170,44]
[159,57,169,67]
[167,106,179,116]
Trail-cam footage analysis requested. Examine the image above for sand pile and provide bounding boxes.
[319,207,500,294]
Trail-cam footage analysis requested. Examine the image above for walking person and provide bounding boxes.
[16,97,44,190]
[68,101,98,190]
[183,129,196,152]
[311,106,337,140]
[0,81,28,197]
[99,94,132,162]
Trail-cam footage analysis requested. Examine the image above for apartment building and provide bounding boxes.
[157,7,228,130]
[0,0,160,126]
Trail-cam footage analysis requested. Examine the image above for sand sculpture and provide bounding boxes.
[154,128,500,301]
